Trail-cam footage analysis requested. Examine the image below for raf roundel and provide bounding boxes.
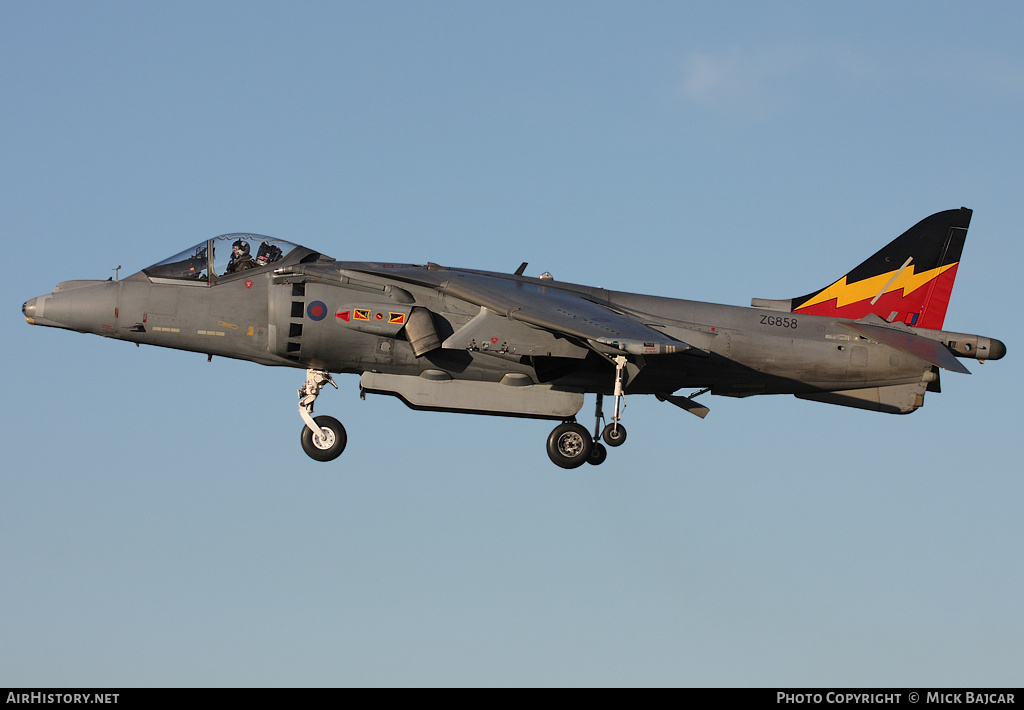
[307,300,328,321]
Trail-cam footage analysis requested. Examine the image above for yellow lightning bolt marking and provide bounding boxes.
[796,262,958,310]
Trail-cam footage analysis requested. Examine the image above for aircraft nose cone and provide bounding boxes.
[22,282,118,334]
[23,297,38,321]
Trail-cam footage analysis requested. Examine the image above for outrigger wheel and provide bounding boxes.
[601,422,627,447]
[546,421,594,469]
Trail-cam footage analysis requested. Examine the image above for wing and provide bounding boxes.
[438,272,694,355]
[323,263,696,355]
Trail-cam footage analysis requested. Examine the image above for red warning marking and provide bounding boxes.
[354,309,370,321]
[388,312,405,324]
[336,310,351,322]
[375,312,383,320]
[245,280,253,289]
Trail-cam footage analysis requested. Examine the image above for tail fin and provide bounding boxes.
[755,208,971,330]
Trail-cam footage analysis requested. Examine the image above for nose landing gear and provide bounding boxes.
[298,368,346,462]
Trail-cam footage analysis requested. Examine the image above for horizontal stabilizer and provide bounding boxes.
[839,320,970,374]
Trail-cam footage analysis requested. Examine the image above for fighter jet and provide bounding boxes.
[23,208,1006,468]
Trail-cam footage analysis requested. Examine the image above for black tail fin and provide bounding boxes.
[758,208,971,330]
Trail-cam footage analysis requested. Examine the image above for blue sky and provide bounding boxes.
[3,1,1022,687]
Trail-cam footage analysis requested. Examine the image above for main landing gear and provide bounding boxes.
[546,356,629,469]
[298,368,347,462]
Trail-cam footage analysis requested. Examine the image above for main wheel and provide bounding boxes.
[300,415,347,462]
[546,422,593,469]
[602,422,627,447]
[587,442,608,466]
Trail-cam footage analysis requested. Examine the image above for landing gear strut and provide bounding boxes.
[588,394,608,466]
[298,369,346,462]
[601,355,628,447]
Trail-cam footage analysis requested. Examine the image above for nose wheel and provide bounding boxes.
[298,368,346,462]
[300,414,347,461]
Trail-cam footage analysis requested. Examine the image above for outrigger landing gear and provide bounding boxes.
[601,355,628,447]
[298,368,346,462]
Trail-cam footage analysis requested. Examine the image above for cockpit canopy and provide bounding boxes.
[143,234,303,283]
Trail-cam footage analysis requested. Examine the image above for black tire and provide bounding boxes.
[602,422,627,447]
[587,442,608,466]
[300,415,347,462]
[546,422,593,469]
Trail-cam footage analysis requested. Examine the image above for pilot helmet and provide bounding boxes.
[232,240,250,256]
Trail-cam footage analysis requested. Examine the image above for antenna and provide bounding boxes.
[869,257,912,305]
[112,265,122,281]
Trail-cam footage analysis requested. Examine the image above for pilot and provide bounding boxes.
[255,243,283,267]
[226,240,256,273]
